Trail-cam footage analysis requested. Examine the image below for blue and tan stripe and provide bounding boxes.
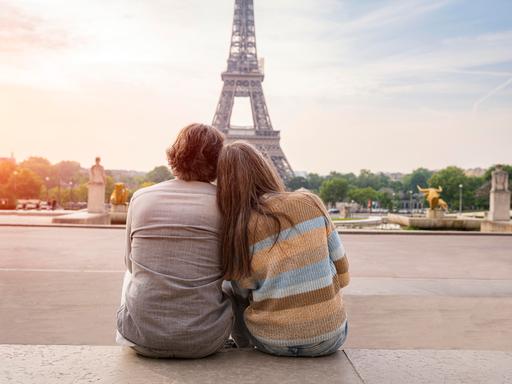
[252,258,333,299]
[251,216,326,254]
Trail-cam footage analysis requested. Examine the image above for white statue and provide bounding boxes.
[89,157,106,185]
[88,157,106,213]
[489,165,511,222]
[492,166,508,192]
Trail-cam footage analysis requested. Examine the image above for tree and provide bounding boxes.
[348,187,379,206]
[7,168,42,199]
[356,169,390,190]
[52,161,82,185]
[402,167,434,192]
[377,190,393,210]
[145,166,173,183]
[0,160,16,185]
[319,178,349,205]
[19,157,52,181]
[105,175,115,201]
[305,173,324,192]
[465,175,487,210]
[286,176,309,191]
[389,179,404,192]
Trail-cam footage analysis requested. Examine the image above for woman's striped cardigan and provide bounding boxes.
[237,191,350,347]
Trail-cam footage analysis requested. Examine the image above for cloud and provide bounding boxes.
[473,77,512,112]
[0,2,69,53]
[342,0,452,33]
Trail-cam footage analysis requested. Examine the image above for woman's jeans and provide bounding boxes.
[223,281,348,357]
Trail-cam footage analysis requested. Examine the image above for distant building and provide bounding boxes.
[293,171,308,178]
[384,172,404,181]
[0,154,16,164]
[465,168,486,177]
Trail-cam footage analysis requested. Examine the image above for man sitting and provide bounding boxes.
[116,123,232,358]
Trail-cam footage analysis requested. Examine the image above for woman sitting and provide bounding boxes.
[217,141,350,357]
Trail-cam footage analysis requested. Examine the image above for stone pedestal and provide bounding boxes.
[481,220,512,233]
[88,184,105,213]
[426,209,444,219]
[489,190,511,222]
[110,204,128,225]
[52,211,110,225]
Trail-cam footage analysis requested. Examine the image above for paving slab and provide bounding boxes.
[0,271,122,345]
[344,295,512,350]
[0,227,123,271]
[2,227,512,279]
[0,345,363,384]
[342,234,512,280]
[344,277,512,297]
[2,227,512,350]
[2,269,512,350]
[346,349,512,384]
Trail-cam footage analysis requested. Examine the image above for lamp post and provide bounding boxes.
[69,181,73,209]
[45,177,50,202]
[13,170,18,209]
[409,190,413,215]
[458,184,463,214]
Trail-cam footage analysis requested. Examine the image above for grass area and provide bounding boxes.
[332,217,365,221]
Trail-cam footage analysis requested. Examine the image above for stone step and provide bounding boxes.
[0,345,363,384]
[2,345,512,384]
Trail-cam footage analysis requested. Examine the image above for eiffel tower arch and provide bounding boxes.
[212,0,294,181]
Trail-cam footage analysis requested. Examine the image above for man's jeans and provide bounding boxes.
[223,281,348,357]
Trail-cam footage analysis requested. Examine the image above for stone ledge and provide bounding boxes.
[481,220,512,233]
[52,212,110,225]
[0,345,363,384]
[2,345,512,384]
[2,223,512,236]
[346,349,512,384]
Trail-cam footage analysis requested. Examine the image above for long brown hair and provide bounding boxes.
[217,141,287,280]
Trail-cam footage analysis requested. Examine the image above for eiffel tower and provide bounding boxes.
[212,0,294,181]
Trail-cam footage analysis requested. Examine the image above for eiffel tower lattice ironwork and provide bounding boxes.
[212,0,294,181]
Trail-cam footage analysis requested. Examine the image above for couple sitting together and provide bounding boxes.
[116,123,350,358]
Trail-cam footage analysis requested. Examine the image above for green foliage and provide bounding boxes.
[319,178,349,205]
[7,168,42,199]
[355,169,390,190]
[377,190,394,210]
[145,166,173,184]
[4,155,509,213]
[53,161,82,185]
[286,176,309,191]
[306,173,324,191]
[427,166,487,211]
[402,168,434,192]
[389,180,404,192]
[0,160,16,185]
[105,175,115,201]
[347,187,379,206]
[19,157,52,181]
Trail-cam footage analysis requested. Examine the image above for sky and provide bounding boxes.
[1,0,511,174]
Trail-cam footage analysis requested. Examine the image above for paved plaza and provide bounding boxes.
[1,225,512,383]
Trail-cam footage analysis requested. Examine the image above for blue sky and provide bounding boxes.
[0,0,511,173]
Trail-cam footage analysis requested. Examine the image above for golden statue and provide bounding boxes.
[110,183,129,205]
[417,185,448,210]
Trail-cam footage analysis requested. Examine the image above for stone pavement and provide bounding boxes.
[1,225,512,383]
[2,345,512,384]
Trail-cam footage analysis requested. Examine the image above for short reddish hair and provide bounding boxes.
[166,123,225,182]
